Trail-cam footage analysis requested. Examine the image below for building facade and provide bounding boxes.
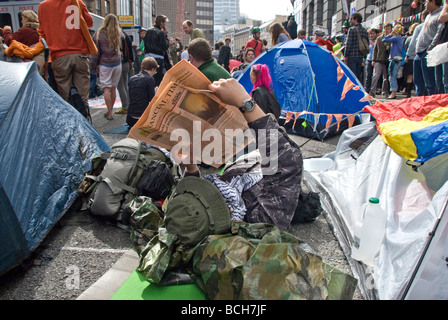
[84,0,153,29]
[214,0,240,42]
[298,0,426,38]
[85,0,214,45]
[153,0,213,45]
[223,15,288,58]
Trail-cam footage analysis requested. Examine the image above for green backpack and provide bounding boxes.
[84,138,170,219]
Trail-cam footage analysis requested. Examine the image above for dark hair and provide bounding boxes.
[183,20,193,27]
[188,38,212,62]
[154,15,168,27]
[351,12,363,23]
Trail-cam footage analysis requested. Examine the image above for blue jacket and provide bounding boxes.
[382,35,404,60]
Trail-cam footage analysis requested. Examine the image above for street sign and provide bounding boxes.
[118,15,134,27]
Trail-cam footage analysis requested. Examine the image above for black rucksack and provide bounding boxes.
[291,190,322,224]
[137,160,174,201]
[68,86,92,123]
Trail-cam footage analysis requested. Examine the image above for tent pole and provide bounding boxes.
[399,196,448,300]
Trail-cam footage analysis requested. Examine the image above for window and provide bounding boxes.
[121,0,130,15]
[197,1,213,8]
[105,0,110,14]
[134,0,141,26]
[0,13,12,31]
[95,0,101,15]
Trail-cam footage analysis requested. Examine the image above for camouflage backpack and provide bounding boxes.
[192,222,358,300]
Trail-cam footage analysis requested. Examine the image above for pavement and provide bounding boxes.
[0,90,412,301]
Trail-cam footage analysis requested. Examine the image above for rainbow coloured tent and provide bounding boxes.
[364,94,448,163]
[237,39,372,139]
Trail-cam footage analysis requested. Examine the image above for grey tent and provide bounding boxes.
[0,61,109,276]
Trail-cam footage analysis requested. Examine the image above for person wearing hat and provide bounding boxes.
[313,29,334,52]
[341,20,351,49]
[164,176,232,246]
[244,27,263,58]
[165,78,303,246]
[333,34,344,59]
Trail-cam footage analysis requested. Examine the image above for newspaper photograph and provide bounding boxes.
[128,60,254,168]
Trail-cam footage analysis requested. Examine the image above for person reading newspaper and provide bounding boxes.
[166,78,303,233]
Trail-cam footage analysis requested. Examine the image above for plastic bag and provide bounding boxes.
[427,43,448,67]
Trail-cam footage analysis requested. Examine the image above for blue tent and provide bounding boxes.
[237,40,370,139]
[0,61,109,276]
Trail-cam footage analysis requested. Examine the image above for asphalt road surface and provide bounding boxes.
[0,98,362,300]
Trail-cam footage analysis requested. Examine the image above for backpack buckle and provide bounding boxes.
[111,152,128,160]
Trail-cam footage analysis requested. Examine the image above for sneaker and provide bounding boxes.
[115,108,128,114]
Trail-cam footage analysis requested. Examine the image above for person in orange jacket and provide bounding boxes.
[38,0,93,106]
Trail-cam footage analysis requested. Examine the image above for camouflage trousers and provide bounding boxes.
[129,196,357,300]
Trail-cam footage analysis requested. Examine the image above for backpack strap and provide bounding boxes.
[127,141,143,186]
[85,174,138,194]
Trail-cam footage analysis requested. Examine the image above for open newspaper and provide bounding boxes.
[128,59,254,168]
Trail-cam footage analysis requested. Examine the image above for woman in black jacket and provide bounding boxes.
[249,64,281,119]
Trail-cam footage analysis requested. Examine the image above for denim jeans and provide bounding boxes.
[417,51,436,95]
[413,54,426,96]
[347,56,364,83]
[443,62,448,93]
[435,64,446,94]
[364,60,374,93]
[388,59,401,92]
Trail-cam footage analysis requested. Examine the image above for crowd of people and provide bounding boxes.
[2,0,448,243]
[212,21,294,79]
[301,0,448,100]
[3,1,448,114]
